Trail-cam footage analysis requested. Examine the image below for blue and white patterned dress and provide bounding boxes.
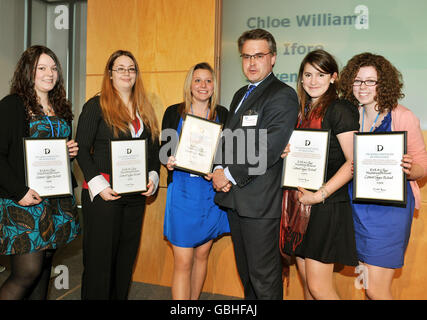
[0,115,80,255]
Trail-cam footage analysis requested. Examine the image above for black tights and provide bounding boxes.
[0,249,55,300]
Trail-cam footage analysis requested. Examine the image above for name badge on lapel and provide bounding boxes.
[241,110,258,127]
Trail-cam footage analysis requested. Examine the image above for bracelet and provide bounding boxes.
[319,185,329,204]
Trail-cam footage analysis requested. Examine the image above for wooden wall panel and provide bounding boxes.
[135,0,216,72]
[134,187,244,297]
[141,72,187,125]
[87,0,215,74]
[133,188,174,285]
[203,235,242,296]
[86,0,140,74]
[85,75,102,99]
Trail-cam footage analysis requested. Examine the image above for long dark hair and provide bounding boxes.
[10,45,73,122]
[297,49,339,120]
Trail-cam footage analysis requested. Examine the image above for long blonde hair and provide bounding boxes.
[179,62,219,121]
[99,50,159,140]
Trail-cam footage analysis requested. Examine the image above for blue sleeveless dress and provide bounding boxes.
[348,112,414,268]
[0,115,81,255]
[163,117,230,248]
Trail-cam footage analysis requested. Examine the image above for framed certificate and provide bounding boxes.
[281,129,330,191]
[174,114,223,176]
[110,139,148,195]
[353,131,407,205]
[23,138,72,198]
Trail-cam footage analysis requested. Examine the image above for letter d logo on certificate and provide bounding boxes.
[281,129,330,191]
[23,138,72,198]
[353,132,407,205]
[110,139,147,195]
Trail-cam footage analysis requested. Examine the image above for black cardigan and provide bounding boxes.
[76,95,160,185]
[0,94,76,201]
[161,103,229,185]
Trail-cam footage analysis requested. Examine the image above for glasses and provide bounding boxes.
[353,79,377,86]
[111,67,137,74]
[240,52,271,61]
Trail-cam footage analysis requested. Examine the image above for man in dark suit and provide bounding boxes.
[213,29,298,299]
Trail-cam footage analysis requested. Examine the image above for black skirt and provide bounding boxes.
[284,200,358,267]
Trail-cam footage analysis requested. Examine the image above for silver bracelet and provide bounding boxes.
[319,186,329,204]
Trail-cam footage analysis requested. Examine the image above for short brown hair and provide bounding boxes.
[237,29,277,55]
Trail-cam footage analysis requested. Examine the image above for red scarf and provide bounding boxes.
[280,112,322,278]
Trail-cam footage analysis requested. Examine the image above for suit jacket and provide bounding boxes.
[76,95,160,185]
[161,103,228,186]
[214,73,299,219]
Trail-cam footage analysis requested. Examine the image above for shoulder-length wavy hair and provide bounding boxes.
[178,62,219,121]
[338,52,404,113]
[297,49,339,120]
[99,50,159,140]
[10,45,73,122]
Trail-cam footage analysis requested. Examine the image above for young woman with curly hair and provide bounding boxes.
[0,45,80,299]
[339,52,427,299]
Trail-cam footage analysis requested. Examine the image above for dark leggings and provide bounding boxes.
[0,249,55,300]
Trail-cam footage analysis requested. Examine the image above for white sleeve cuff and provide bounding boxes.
[148,171,159,195]
[224,167,237,185]
[87,175,110,202]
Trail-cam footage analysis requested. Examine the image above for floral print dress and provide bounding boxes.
[0,115,80,255]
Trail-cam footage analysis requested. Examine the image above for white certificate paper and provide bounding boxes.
[174,114,223,176]
[281,129,330,191]
[110,139,147,195]
[353,132,407,204]
[24,138,72,197]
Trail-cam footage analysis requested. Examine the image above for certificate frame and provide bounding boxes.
[281,128,330,191]
[353,131,407,205]
[174,113,223,176]
[110,139,148,195]
[23,137,72,198]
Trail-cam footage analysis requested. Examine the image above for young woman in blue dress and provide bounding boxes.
[161,62,230,299]
[0,45,80,299]
[339,53,427,299]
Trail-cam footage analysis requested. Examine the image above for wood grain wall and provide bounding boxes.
[86,0,427,299]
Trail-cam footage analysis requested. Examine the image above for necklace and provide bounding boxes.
[361,108,380,132]
[43,105,55,116]
[190,105,209,119]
